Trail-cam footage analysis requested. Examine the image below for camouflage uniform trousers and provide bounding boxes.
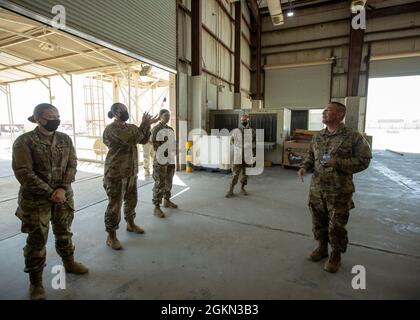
[229,164,248,188]
[103,175,138,232]
[308,188,355,253]
[152,164,175,206]
[143,143,155,172]
[16,196,75,273]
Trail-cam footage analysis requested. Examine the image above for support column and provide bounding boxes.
[234,1,242,109]
[69,75,77,149]
[191,0,204,129]
[347,14,365,97]
[249,0,262,109]
[48,78,53,104]
[191,75,204,130]
[346,13,366,133]
[127,69,132,117]
[191,0,202,77]
[112,76,120,103]
[344,96,367,133]
[169,73,177,128]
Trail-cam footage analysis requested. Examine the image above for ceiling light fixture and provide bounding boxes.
[287,0,294,17]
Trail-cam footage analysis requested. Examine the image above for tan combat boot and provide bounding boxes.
[225,186,234,198]
[307,240,329,262]
[106,230,123,250]
[163,199,178,208]
[63,257,89,274]
[144,169,151,177]
[154,206,165,218]
[29,271,46,300]
[126,218,145,234]
[240,184,248,196]
[324,250,341,273]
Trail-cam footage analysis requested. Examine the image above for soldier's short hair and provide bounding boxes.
[330,101,346,118]
[28,103,57,123]
[159,109,170,117]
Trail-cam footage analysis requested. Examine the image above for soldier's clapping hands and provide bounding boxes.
[142,112,159,126]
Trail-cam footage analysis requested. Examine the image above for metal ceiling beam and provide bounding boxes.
[0,47,111,73]
[366,1,420,19]
[0,26,49,49]
[0,46,68,74]
[0,25,118,66]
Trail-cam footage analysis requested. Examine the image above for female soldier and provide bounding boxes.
[151,109,178,218]
[103,103,158,250]
[12,103,88,300]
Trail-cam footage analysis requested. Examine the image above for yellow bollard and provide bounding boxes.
[186,141,193,173]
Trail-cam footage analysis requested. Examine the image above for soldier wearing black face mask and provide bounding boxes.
[12,103,88,300]
[225,114,256,198]
[102,103,159,250]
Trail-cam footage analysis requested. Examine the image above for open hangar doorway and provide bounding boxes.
[363,54,420,233]
[0,6,177,253]
[0,8,176,168]
[366,55,420,154]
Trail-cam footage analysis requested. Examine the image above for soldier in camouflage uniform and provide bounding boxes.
[12,103,88,300]
[152,109,178,218]
[225,114,256,198]
[103,103,158,250]
[298,102,371,273]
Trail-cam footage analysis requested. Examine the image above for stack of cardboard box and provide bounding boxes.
[283,129,316,168]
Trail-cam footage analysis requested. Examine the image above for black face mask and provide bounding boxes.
[241,122,248,127]
[119,110,129,122]
[41,118,60,132]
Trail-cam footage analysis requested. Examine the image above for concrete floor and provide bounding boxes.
[0,150,419,300]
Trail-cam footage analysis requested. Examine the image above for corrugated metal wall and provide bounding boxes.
[265,64,331,109]
[1,0,177,72]
[177,0,252,111]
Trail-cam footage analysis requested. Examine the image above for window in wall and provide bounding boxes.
[308,109,324,131]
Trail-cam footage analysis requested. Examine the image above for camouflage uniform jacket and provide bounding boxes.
[12,127,77,202]
[103,121,151,178]
[301,124,372,194]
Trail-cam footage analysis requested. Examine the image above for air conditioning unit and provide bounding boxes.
[267,0,284,26]
[272,14,284,25]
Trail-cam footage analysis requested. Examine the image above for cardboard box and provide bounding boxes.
[283,140,311,167]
